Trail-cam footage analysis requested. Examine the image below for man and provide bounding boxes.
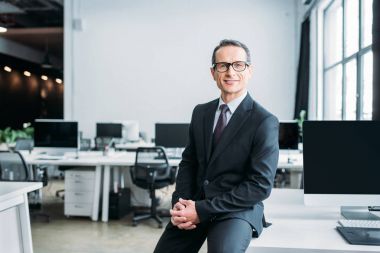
[154,39,279,253]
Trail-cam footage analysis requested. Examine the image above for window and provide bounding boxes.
[320,0,373,120]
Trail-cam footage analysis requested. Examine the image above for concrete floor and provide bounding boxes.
[31,179,207,253]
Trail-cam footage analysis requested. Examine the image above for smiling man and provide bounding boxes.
[154,39,279,253]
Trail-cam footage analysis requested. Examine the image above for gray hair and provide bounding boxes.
[211,39,251,65]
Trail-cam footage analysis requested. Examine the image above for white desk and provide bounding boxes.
[24,151,105,221]
[0,182,42,253]
[249,189,380,252]
[23,151,302,222]
[23,151,181,222]
[115,141,154,150]
[278,150,303,188]
[278,150,303,169]
[96,153,180,222]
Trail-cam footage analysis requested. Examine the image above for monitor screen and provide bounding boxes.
[279,121,299,150]
[155,123,189,148]
[34,120,78,148]
[303,120,380,206]
[96,123,123,138]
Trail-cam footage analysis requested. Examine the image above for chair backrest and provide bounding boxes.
[80,138,92,151]
[0,151,29,181]
[95,137,112,150]
[15,139,34,151]
[131,147,171,185]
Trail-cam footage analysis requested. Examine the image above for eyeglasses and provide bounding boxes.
[213,61,249,73]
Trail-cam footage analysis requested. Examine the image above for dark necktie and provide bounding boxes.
[213,104,229,146]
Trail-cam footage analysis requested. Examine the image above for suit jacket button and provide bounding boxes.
[204,180,209,186]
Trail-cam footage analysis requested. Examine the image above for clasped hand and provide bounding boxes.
[170,198,200,230]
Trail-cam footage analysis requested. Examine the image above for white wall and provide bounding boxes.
[65,0,299,139]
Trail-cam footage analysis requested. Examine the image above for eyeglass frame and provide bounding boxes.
[212,61,250,73]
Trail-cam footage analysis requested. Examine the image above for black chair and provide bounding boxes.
[0,151,50,222]
[15,139,34,153]
[0,151,29,181]
[130,147,177,228]
[95,137,112,151]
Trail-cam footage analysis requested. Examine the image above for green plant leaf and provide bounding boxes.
[0,126,34,144]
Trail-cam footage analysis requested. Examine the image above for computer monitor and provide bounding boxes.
[279,121,299,150]
[34,119,78,155]
[155,123,189,148]
[303,121,380,219]
[96,123,123,138]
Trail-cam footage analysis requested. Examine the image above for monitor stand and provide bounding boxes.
[341,206,380,220]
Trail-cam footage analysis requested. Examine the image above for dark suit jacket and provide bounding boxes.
[172,93,279,236]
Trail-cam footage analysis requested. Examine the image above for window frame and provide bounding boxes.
[319,0,372,120]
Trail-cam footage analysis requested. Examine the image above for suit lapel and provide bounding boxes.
[208,94,254,167]
[203,99,219,164]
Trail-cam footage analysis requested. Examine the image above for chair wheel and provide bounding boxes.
[132,222,137,227]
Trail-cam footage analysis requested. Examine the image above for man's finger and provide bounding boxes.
[183,224,197,230]
[169,209,179,216]
[173,202,186,210]
[177,221,194,230]
[172,216,187,223]
[170,209,183,217]
[171,219,180,226]
[179,198,193,206]
[170,216,187,226]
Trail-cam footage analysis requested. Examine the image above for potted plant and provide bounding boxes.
[0,123,34,151]
[296,110,306,150]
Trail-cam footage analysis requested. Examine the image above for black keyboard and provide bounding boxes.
[337,226,380,246]
[154,155,181,160]
[166,156,182,160]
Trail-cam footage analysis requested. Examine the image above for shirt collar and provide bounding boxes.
[217,91,248,114]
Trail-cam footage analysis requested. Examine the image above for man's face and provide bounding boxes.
[211,46,253,99]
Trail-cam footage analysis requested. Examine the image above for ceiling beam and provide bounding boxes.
[4,27,63,35]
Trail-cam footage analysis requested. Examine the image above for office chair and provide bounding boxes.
[274,168,289,188]
[95,137,112,151]
[14,139,54,200]
[130,147,177,228]
[0,151,50,222]
[80,138,92,151]
[15,138,34,153]
[0,151,29,181]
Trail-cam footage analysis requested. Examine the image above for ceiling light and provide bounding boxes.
[41,75,48,80]
[41,53,53,69]
[24,71,31,77]
[0,27,7,33]
[4,66,12,72]
[55,78,63,84]
[41,40,53,69]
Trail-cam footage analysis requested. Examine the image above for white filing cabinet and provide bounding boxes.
[64,169,95,217]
